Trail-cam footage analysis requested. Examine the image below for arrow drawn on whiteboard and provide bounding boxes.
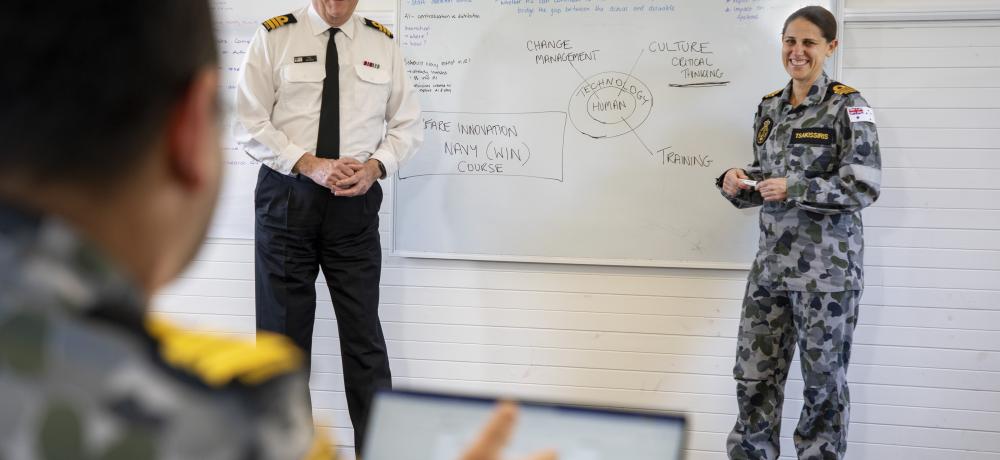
[567,60,588,83]
[621,117,656,157]
[617,49,646,99]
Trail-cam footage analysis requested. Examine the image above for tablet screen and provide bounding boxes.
[362,390,686,460]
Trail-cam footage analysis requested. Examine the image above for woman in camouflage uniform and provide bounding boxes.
[716,6,881,460]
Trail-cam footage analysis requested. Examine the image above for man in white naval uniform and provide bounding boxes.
[234,0,422,452]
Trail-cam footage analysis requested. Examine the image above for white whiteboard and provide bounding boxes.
[393,0,837,269]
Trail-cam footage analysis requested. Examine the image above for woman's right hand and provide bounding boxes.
[722,168,751,197]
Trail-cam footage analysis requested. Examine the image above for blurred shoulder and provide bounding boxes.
[145,318,304,390]
[144,319,318,456]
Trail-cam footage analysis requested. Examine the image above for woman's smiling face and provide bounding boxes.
[782,17,837,85]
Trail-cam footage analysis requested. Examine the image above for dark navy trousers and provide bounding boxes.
[253,165,391,452]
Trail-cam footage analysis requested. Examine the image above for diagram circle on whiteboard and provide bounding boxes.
[568,71,653,139]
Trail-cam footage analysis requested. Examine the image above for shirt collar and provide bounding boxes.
[803,71,832,107]
[781,71,832,109]
[307,4,357,40]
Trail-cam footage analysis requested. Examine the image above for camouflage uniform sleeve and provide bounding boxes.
[145,318,331,459]
[717,107,766,209]
[249,371,327,459]
[785,93,881,214]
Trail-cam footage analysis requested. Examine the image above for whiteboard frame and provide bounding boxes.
[392,250,757,271]
[844,7,1000,22]
[391,1,843,270]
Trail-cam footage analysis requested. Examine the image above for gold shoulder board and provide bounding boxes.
[146,318,303,388]
[262,13,298,32]
[762,88,783,100]
[830,83,859,96]
[364,18,394,39]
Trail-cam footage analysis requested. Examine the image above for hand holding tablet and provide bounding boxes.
[363,390,686,460]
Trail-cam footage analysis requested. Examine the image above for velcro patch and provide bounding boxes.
[294,55,318,64]
[847,106,875,124]
[789,128,836,145]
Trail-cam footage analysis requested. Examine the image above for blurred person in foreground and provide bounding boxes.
[0,2,553,460]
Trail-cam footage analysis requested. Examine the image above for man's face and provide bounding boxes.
[312,0,359,27]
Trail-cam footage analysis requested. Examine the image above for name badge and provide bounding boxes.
[789,128,836,145]
[294,55,318,63]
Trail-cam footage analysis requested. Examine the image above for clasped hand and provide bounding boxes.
[296,154,380,197]
[721,169,787,202]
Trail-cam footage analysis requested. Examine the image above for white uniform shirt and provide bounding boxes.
[234,5,422,177]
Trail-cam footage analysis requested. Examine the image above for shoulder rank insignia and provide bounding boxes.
[830,82,859,96]
[262,13,297,32]
[146,318,303,388]
[762,88,783,100]
[364,18,394,39]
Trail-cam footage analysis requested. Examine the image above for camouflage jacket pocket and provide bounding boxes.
[793,144,839,180]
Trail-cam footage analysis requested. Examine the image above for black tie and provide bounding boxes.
[316,28,340,159]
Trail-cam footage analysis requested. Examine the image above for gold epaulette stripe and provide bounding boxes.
[364,18,394,39]
[146,318,303,388]
[762,88,783,100]
[262,13,297,32]
[830,83,859,96]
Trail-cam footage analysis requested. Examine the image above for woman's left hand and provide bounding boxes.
[758,178,788,202]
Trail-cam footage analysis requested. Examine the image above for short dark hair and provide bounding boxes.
[783,6,838,42]
[0,1,218,185]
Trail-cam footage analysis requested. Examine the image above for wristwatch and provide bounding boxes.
[374,159,386,179]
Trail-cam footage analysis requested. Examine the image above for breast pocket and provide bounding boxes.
[278,63,325,111]
[788,127,839,179]
[801,145,840,179]
[353,64,391,116]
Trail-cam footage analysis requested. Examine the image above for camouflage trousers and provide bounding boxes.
[727,283,860,460]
